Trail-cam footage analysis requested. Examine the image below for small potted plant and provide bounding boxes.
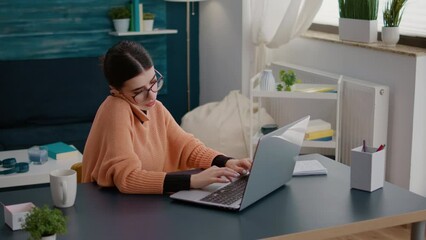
[22,205,67,240]
[382,0,407,46]
[143,12,155,32]
[108,6,131,33]
[277,70,301,92]
[338,0,379,43]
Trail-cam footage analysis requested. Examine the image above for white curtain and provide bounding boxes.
[250,0,323,72]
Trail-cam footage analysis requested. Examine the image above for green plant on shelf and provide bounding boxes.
[383,0,407,27]
[338,0,379,20]
[277,70,301,92]
[143,12,156,20]
[108,6,131,20]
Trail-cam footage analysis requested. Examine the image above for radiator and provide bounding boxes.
[339,77,389,165]
[266,62,389,164]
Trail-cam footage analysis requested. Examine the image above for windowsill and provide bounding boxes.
[302,30,426,57]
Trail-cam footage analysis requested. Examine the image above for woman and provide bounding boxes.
[82,40,251,194]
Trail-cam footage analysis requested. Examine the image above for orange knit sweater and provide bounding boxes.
[82,95,221,194]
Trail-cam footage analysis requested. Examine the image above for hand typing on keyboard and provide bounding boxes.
[190,166,240,189]
[225,158,252,176]
[189,158,252,189]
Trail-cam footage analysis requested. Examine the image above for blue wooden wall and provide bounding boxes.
[0,0,201,122]
[0,0,167,59]
[0,0,170,91]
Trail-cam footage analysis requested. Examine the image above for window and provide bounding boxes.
[313,0,426,38]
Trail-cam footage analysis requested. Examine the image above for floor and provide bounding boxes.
[328,225,426,240]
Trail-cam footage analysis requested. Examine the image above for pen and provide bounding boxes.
[362,140,366,152]
[376,144,385,152]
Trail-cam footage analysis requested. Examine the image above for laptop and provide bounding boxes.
[170,116,310,211]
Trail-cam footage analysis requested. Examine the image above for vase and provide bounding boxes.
[339,18,377,43]
[260,69,275,91]
[143,19,154,32]
[41,234,56,240]
[113,19,130,33]
[382,27,399,47]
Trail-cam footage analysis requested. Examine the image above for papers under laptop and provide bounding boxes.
[170,116,310,211]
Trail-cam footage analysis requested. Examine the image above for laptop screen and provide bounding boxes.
[239,116,310,210]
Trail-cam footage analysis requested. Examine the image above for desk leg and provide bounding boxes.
[411,221,426,240]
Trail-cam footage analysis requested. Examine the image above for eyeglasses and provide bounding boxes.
[131,69,164,102]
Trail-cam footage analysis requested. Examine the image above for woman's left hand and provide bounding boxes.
[225,158,252,175]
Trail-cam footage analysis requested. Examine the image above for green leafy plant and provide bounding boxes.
[383,0,407,27]
[143,12,155,20]
[22,205,67,240]
[277,70,301,92]
[108,6,131,20]
[338,0,379,20]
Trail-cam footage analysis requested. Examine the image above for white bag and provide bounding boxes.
[181,90,275,158]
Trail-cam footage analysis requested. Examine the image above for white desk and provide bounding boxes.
[0,148,82,188]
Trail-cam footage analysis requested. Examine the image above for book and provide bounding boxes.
[133,0,140,31]
[305,129,334,140]
[306,119,331,133]
[293,160,328,176]
[42,142,79,160]
[129,3,134,31]
[294,84,337,93]
[139,3,144,32]
[309,136,332,141]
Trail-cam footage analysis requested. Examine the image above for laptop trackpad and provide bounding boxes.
[171,182,228,201]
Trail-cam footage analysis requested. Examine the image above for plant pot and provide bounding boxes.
[259,69,276,91]
[41,234,56,240]
[113,19,130,33]
[381,26,399,47]
[143,19,154,32]
[339,18,377,43]
[284,85,292,91]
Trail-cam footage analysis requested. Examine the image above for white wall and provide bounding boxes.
[410,56,426,196]
[269,38,426,193]
[199,0,243,105]
[199,2,426,195]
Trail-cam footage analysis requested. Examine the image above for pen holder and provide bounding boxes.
[350,145,386,192]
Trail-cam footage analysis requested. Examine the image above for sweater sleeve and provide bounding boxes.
[212,155,232,167]
[163,174,190,192]
[83,98,166,194]
[162,105,223,170]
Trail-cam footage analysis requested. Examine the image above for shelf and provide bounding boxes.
[109,29,178,36]
[252,90,337,100]
[249,66,343,159]
[252,84,338,100]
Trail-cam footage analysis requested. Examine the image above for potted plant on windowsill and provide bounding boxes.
[22,205,67,240]
[382,0,407,46]
[143,12,155,32]
[108,6,131,33]
[338,0,379,43]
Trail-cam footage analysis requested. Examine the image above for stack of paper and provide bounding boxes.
[293,160,328,176]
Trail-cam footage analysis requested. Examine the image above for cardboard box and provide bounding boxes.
[4,202,35,230]
[350,145,386,192]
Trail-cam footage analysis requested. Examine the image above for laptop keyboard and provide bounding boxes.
[200,176,248,205]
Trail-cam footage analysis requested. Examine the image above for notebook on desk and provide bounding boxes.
[170,116,310,211]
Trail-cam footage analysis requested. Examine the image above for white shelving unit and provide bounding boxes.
[249,63,343,159]
[109,29,178,36]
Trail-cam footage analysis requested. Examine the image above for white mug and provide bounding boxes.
[50,169,77,208]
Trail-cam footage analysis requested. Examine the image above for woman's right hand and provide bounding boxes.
[190,166,240,189]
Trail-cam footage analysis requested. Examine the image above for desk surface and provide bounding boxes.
[1,154,426,240]
[0,149,82,188]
